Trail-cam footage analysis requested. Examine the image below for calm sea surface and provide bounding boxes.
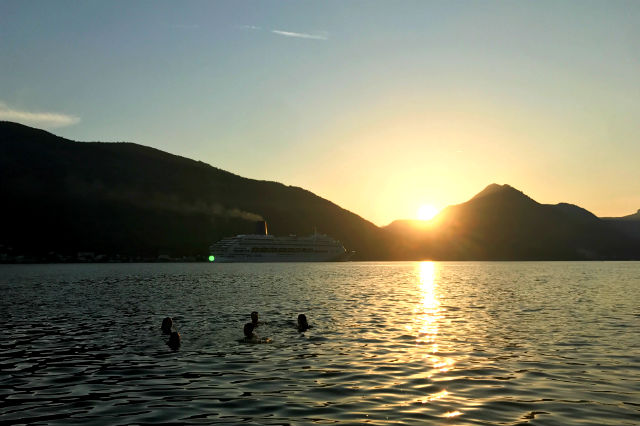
[1,262,639,425]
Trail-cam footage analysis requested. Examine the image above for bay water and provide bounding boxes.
[1,262,639,425]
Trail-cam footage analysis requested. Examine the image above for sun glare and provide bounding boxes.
[417,204,439,221]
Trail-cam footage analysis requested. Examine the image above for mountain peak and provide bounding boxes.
[0,120,63,144]
[472,183,518,200]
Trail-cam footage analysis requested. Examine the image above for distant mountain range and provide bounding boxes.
[385,184,639,260]
[1,121,638,261]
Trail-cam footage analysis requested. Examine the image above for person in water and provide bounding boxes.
[242,322,271,343]
[161,317,173,335]
[251,311,259,326]
[168,331,181,350]
[243,322,257,342]
[297,313,310,332]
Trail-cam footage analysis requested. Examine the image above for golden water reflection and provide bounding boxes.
[413,261,460,417]
[414,261,443,350]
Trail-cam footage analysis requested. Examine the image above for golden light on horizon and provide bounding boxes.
[417,204,439,221]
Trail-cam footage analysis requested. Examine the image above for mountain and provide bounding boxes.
[2,121,638,261]
[603,209,640,221]
[385,184,640,260]
[471,182,514,200]
[0,121,386,260]
[601,209,640,241]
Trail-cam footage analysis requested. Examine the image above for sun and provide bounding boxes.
[417,204,439,221]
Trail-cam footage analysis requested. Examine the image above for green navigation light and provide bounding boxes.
[208,255,215,262]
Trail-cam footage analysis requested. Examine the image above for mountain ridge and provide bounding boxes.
[0,121,385,259]
[1,121,638,261]
[383,182,639,260]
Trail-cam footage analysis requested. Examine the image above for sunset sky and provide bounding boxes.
[1,0,639,226]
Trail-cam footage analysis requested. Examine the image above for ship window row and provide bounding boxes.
[250,247,329,253]
[241,242,339,248]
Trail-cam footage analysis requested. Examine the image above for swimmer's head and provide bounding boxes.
[244,322,255,338]
[168,331,181,349]
[251,311,259,324]
[297,313,309,330]
[161,317,173,334]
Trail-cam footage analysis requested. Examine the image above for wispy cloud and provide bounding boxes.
[238,25,329,41]
[271,29,328,40]
[0,101,80,128]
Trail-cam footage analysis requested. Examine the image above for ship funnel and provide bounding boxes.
[255,220,268,235]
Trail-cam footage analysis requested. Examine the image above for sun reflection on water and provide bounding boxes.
[415,261,443,349]
[420,389,448,403]
[413,261,460,417]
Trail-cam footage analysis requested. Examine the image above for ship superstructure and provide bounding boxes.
[209,221,350,262]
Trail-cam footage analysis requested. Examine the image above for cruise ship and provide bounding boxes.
[209,221,351,262]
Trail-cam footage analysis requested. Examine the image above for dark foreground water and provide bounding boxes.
[1,262,639,425]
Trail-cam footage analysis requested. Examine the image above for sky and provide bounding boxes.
[1,0,639,226]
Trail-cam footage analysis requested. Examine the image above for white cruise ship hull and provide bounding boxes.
[209,232,352,263]
[212,252,348,263]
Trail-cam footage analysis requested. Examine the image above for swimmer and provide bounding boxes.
[243,322,258,343]
[242,322,271,344]
[297,313,311,332]
[168,331,181,350]
[251,311,260,326]
[161,317,173,334]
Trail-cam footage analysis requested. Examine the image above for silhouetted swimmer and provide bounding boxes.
[251,311,260,326]
[241,322,271,344]
[168,331,181,350]
[161,317,173,334]
[297,314,311,332]
[244,322,257,342]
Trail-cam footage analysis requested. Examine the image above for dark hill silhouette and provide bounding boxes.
[2,122,638,261]
[471,182,520,200]
[385,184,639,260]
[603,209,640,221]
[601,209,640,241]
[552,203,600,223]
[0,121,385,259]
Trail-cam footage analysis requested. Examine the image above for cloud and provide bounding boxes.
[237,25,328,41]
[271,29,328,40]
[0,101,80,128]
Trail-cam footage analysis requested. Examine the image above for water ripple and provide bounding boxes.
[1,262,639,425]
